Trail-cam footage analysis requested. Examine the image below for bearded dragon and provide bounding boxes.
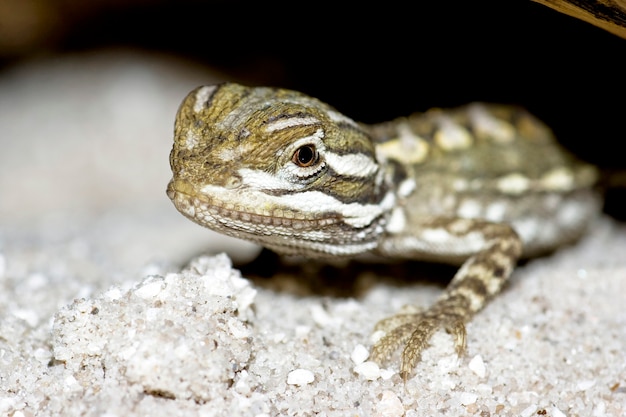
[167,83,599,378]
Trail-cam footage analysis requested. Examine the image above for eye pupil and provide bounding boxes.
[293,145,317,167]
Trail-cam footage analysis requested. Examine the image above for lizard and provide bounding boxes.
[166,82,600,379]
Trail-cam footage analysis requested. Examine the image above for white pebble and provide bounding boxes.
[203,276,231,297]
[577,379,596,391]
[458,391,477,405]
[295,325,311,337]
[134,281,163,299]
[551,406,567,417]
[350,344,370,364]
[235,370,251,395]
[439,377,457,390]
[380,368,396,380]
[33,348,52,365]
[376,390,404,417]
[468,354,486,378]
[287,369,315,385]
[310,304,332,327]
[476,383,492,396]
[272,332,287,343]
[227,318,251,339]
[437,355,459,373]
[13,309,39,327]
[104,287,123,301]
[354,361,381,380]
[520,404,537,417]
[64,375,81,392]
[592,400,606,416]
[234,285,257,313]
[26,273,48,290]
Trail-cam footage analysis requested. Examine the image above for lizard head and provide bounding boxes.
[167,83,394,257]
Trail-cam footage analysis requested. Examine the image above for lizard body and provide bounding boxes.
[167,83,599,378]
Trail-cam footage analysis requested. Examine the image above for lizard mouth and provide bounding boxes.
[166,178,384,257]
[167,178,339,232]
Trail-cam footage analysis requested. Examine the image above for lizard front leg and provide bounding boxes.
[371,217,523,378]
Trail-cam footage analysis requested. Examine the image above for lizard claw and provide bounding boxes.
[370,307,468,379]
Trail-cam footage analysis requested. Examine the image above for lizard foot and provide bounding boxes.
[369,296,469,379]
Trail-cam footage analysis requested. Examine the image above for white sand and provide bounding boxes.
[1,50,625,417]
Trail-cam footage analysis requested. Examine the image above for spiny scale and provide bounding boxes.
[168,82,599,378]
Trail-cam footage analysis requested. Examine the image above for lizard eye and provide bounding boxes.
[292,145,318,167]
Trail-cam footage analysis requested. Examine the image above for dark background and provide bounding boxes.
[2,0,625,212]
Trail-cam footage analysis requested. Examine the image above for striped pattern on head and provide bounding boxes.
[168,83,394,257]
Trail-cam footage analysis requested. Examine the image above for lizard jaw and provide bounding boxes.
[167,178,385,257]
